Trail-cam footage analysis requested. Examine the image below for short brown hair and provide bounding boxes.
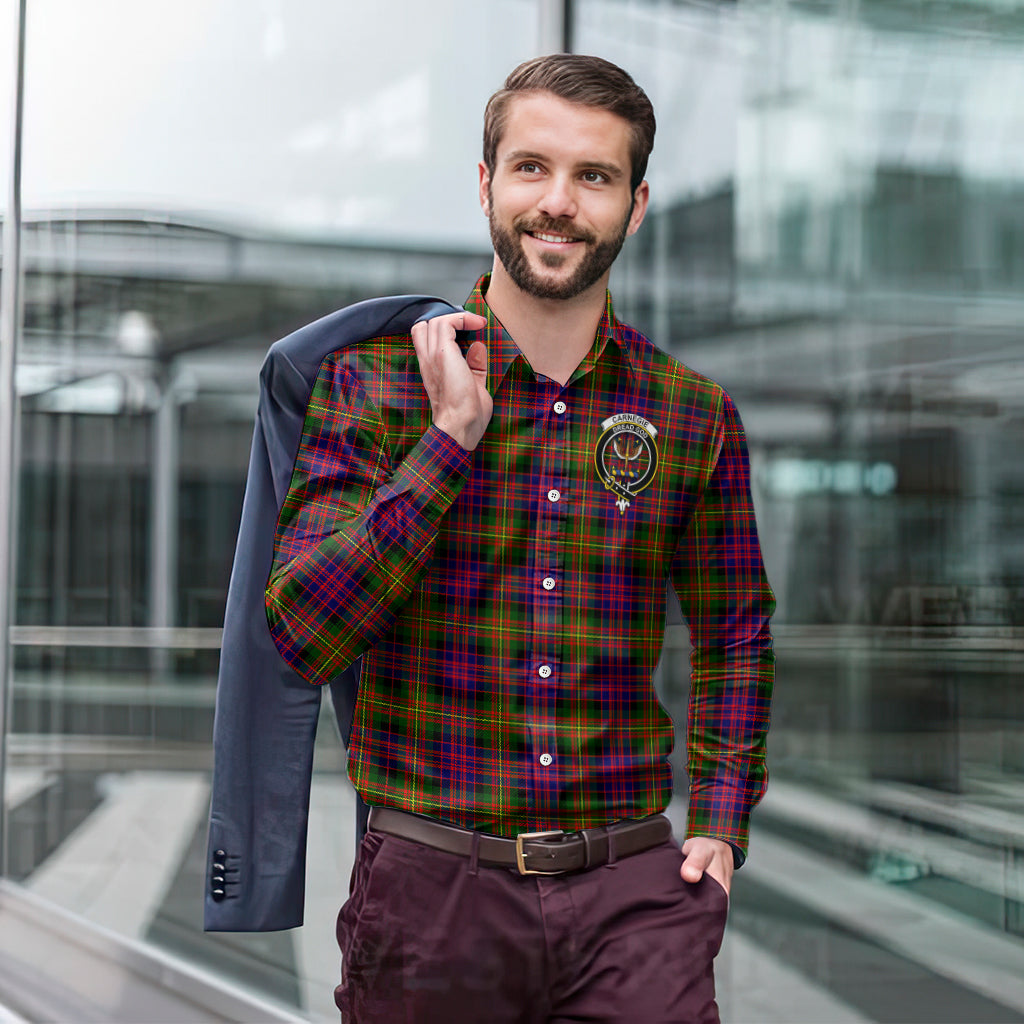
[483,54,656,194]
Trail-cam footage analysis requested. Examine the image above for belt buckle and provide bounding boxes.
[515,830,565,875]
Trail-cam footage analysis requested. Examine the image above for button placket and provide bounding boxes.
[527,383,567,817]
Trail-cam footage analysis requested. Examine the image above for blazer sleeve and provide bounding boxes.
[204,296,459,932]
[204,392,330,931]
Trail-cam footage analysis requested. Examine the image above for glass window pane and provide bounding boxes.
[22,0,538,246]
[0,1,12,214]
[575,1,1024,1020]
[10,2,539,1019]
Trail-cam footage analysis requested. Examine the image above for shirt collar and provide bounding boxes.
[460,273,634,392]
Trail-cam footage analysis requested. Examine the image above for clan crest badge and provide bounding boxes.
[594,413,659,514]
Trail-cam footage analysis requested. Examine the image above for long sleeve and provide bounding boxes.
[670,388,776,863]
[265,351,471,685]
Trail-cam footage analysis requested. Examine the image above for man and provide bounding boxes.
[265,54,775,1023]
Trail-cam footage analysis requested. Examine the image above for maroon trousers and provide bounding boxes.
[335,828,729,1023]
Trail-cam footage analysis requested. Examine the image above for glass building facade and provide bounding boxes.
[1,0,1023,1020]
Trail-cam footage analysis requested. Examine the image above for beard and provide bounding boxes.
[487,187,631,301]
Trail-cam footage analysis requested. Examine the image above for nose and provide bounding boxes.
[536,174,577,220]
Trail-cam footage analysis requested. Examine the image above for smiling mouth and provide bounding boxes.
[528,231,581,244]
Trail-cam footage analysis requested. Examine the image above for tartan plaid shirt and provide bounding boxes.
[266,274,775,859]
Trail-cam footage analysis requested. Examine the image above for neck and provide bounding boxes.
[484,259,609,386]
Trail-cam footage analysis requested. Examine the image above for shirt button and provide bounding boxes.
[538,664,552,679]
[542,577,556,591]
[547,488,560,503]
[553,401,567,415]
[539,753,553,766]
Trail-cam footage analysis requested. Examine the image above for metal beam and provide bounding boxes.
[0,0,28,879]
[537,0,571,52]
[149,363,179,681]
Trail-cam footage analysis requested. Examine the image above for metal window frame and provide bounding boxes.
[0,0,27,881]
[538,0,574,52]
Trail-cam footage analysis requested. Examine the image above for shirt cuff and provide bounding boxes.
[685,780,754,867]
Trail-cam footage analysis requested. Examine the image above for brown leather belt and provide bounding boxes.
[368,806,673,876]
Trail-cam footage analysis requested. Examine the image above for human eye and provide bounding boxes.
[581,169,609,184]
[517,161,542,175]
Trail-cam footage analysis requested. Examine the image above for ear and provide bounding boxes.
[625,180,650,237]
[478,161,492,216]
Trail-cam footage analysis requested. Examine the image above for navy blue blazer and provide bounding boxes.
[204,294,460,932]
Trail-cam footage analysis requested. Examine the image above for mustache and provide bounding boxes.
[513,216,595,245]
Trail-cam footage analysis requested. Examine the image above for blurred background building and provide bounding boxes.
[1,0,1023,1021]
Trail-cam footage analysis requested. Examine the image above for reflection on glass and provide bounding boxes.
[0,0,13,215]
[6,0,1024,1019]
[579,0,1024,1021]
[8,1,536,1019]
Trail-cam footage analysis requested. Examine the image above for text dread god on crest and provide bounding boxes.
[594,413,659,514]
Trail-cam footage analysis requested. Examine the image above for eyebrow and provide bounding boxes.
[502,150,626,181]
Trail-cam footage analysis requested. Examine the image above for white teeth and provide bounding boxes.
[533,232,575,244]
